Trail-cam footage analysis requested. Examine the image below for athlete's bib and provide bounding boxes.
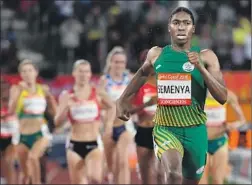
[205,106,226,126]
[157,73,191,105]
[70,101,99,122]
[23,96,47,115]
[0,116,19,138]
[109,85,127,101]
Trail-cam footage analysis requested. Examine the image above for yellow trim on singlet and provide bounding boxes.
[16,84,47,119]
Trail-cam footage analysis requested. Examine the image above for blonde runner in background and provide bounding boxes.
[200,90,246,184]
[8,60,57,184]
[54,60,115,184]
[99,46,134,184]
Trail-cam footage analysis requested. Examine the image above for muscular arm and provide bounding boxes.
[54,91,69,127]
[42,85,57,117]
[199,50,227,104]
[118,46,161,102]
[227,90,246,126]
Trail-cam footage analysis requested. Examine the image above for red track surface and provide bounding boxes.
[47,161,141,184]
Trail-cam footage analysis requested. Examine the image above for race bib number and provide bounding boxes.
[205,106,226,126]
[23,96,47,114]
[109,85,127,101]
[70,101,99,122]
[157,73,191,105]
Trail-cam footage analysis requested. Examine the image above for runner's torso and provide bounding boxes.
[153,45,207,127]
[67,88,101,141]
[16,84,47,133]
[105,72,131,101]
[105,72,131,126]
[68,88,101,123]
[205,95,227,139]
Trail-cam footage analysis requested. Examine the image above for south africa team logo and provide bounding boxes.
[182,62,195,72]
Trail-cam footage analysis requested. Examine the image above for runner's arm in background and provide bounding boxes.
[226,90,247,130]
[54,91,70,127]
[8,85,21,114]
[97,88,116,136]
[42,85,57,117]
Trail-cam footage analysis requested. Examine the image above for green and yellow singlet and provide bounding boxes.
[153,45,207,127]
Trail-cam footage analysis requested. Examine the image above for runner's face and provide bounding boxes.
[110,53,127,75]
[73,64,92,85]
[169,11,195,45]
[19,64,38,83]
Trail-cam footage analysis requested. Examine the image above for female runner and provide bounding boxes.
[54,59,115,184]
[130,49,165,184]
[0,79,19,184]
[99,46,133,184]
[200,90,246,184]
[132,92,165,184]
[8,59,57,184]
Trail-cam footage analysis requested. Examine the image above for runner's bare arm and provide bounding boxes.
[118,46,161,102]
[97,75,111,110]
[97,89,116,134]
[8,85,21,114]
[98,75,107,90]
[54,91,70,127]
[227,90,246,127]
[200,50,227,104]
[42,85,57,117]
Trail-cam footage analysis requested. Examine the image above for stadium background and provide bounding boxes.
[1,0,251,184]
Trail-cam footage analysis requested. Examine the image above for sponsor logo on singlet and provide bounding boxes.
[156,64,162,70]
[153,137,159,158]
[196,165,205,174]
[182,62,195,72]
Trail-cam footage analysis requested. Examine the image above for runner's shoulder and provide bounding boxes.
[147,46,162,65]
[200,49,218,66]
[200,49,216,57]
[148,46,162,56]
